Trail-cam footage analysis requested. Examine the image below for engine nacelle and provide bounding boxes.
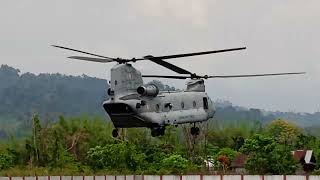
[137,84,159,97]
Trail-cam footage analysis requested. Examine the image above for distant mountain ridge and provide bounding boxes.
[0,64,108,121]
[214,99,320,128]
[0,64,319,138]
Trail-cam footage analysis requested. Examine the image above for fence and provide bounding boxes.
[0,175,319,180]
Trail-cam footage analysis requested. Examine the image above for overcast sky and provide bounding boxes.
[1,0,319,112]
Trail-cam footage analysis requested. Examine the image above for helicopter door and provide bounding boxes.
[203,97,208,110]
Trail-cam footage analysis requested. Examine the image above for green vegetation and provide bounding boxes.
[1,64,320,175]
[1,64,320,139]
[241,134,297,174]
[0,115,319,175]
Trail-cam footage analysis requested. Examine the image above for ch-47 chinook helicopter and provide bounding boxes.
[53,45,305,137]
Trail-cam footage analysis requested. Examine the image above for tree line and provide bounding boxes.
[1,64,320,139]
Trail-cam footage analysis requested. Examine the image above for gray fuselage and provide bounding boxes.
[103,64,215,128]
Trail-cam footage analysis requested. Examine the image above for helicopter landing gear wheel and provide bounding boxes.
[159,127,165,136]
[191,126,200,136]
[151,127,165,137]
[112,129,119,138]
[151,129,157,137]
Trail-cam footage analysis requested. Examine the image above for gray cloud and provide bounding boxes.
[0,0,319,112]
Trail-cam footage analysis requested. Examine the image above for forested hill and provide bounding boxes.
[0,64,108,122]
[213,100,320,129]
[0,64,320,137]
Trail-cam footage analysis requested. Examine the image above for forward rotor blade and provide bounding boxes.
[145,47,246,60]
[68,56,115,63]
[142,75,189,79]
[52,45,115,60]
[208,72,306,78]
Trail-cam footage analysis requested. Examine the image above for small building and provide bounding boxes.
[229,150,317,174]
[204,159,215,171]
[230,154,247,174]
[292,150,316,172]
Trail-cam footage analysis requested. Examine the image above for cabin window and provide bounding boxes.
[181,102,184,109]
[115,80,118,85]
[203,97,208,109]
[156,104,160,111]
[165,103,173,110]
[193,101,196,108]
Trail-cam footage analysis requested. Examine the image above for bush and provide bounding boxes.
[0,149,15,170]
[87,142,146,172]
[241,134,298,174]
[161,154,189,174]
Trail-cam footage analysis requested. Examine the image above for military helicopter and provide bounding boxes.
[53,45,305,137]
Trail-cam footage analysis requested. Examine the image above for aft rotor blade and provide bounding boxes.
[142,75,189,79]
[145,47,246,60]
[146,58,192,74]
[52,45,115,60]
[68,56,115,63]
[208,72,306,78]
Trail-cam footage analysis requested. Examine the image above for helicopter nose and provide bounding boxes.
[103,103,135,115]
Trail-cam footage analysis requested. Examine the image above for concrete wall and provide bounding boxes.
[0,175,319,180]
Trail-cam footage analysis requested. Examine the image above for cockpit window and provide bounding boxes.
[203,97,208,109]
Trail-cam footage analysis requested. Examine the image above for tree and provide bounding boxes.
[87,142,146,173]
[241,134,298,174]
[295,133,317,149]
[215,148,237,172]
[266,119,301,146]
[161,154,189,174]
[26,114,42,167]
[0,149,15,170]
